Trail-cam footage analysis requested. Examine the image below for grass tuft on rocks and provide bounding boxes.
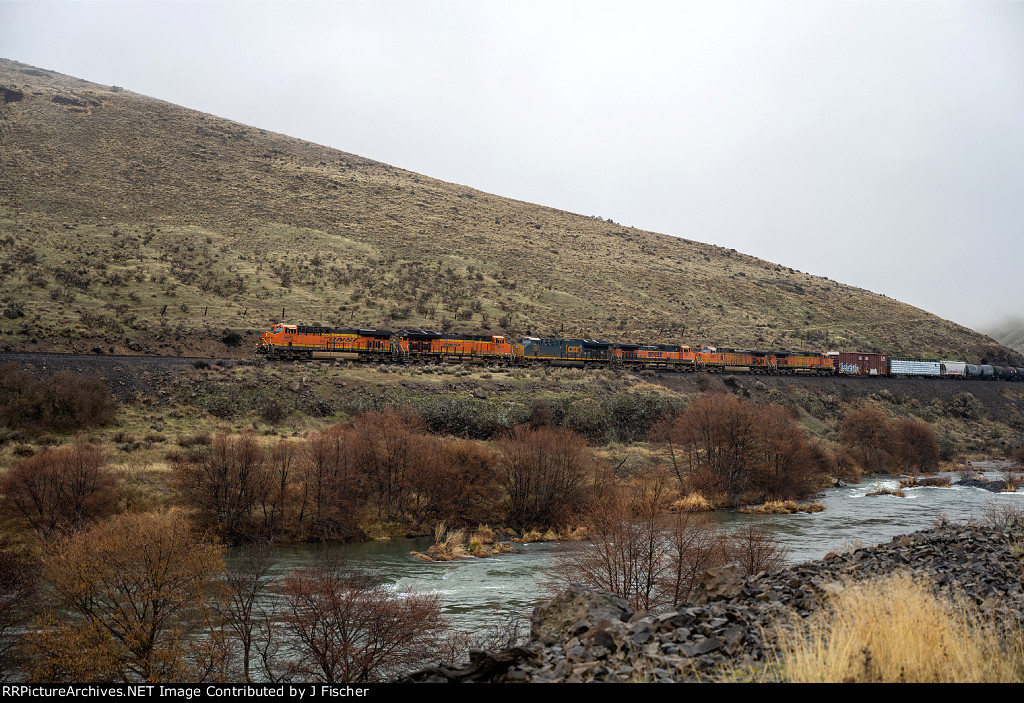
[771,571,1024,683]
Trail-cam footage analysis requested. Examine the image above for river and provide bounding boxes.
[267,465,1023,638]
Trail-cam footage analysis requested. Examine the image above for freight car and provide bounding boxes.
[889,358,942,378]
[828,351,888,376]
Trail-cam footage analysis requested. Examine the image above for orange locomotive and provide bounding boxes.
[694,347,833,375]
[257,324,521,365]
[257,324,393,361]
[614,343,696,371]
[392,330,521,365]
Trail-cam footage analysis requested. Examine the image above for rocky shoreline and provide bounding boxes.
[405,518,1024,682]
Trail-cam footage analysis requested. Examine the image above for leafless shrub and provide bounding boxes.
[890,418,940,475]
[978,501,1024,528]
[658,392,831,503]
[275,562,449,683]
[840,408,940,476]
[553,469,737,612]
[172,433,273,543]
[495,425,591,529]
[300,424,364,540]
[220,540,276,682]
[728,524,790,576]
[0,364,116,436]
[0,539,40,681]
[0,439,119,539]
[839,407,893,474]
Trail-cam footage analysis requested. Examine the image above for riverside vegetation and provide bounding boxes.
[1,357,1023,682]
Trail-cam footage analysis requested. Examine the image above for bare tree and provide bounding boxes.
[661,511,730,608]
[495,425,591,529]
[301,424,364,539]
[728,524,790,576]
[23,511,226,682]
[555,476,733,612]
[222,540,276,682]
[891,418,940,476]
[173,433,272,543]
[0,439,118,539]
[658,392,831,503]
[277,562,448,683]
[0,539,40,681]
[839,406,895,474]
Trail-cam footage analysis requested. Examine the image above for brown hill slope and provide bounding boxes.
[982,318,1024,357]
[0,59,1017,363]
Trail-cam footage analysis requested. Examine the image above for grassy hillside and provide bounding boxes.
[983,318,1024,357]
[0,58,1018,364]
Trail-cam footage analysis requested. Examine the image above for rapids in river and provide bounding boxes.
[267,464,1023,638]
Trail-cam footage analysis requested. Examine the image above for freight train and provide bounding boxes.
[257,322,1023,379]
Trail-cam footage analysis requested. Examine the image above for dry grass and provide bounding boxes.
[514,529,544,544]
[559,526,587,541]
[865,484,906,498]
[739,500,798,514]
[771,572,1024,682]
[416,522,469,561]
[899,475,951,489]
[470,524,496,545]
[512,526,585,543]
[415,523,521,560]
[739,500,825,515]
[672,492,715,512]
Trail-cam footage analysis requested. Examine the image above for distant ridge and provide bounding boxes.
[0,58,1018,364]
[983,318,1024,357]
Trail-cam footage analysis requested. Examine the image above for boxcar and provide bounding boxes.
[828,351,888,376]
[940,361,967,378]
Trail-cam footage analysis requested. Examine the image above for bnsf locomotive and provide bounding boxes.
[258,322,1024,380]
[257,323,836,375]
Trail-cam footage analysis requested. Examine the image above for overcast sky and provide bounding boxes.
[4,0,1023,331]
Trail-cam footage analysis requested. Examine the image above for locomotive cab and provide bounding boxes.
[258,323,297,357]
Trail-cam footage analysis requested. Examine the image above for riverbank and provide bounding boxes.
[404,515,1024,682]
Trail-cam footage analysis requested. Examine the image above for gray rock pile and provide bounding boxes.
[403,520,1024,682]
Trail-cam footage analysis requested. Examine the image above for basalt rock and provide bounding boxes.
[404,518,1024,683]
